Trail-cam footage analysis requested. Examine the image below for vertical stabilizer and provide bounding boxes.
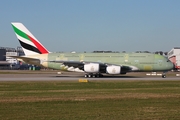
[11,22,49,55]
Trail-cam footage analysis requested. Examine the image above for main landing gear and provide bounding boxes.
[84,73,103,78]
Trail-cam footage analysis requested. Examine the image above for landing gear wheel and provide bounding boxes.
[84,74,88,78]
[92,74,96,78]
[88,74,92,78]
[84,73,103,78]
[162,75,166,78]
[96,74,99,78]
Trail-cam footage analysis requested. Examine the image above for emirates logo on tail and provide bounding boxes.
[11,22,49,55]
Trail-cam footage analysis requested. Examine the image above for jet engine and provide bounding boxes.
[106,66,121,74]
[84,63,99,73]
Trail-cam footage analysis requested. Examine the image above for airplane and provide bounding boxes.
[10,22,174,78]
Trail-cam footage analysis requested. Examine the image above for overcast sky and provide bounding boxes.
[1,0,180,52]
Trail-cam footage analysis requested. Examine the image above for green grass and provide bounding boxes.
[0,81,180,120]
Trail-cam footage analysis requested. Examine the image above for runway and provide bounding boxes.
[0,73,180,81]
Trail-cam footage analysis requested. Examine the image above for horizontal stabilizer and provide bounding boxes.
[8,56,41,65]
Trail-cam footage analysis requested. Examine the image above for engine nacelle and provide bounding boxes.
[106,66,121,74]
[84,63,99,73]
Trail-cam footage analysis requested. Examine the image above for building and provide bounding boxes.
[168,47,180,70]
[0,49,6,61]
[0,46,25,69]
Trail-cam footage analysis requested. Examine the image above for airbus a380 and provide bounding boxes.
[10,22,174,78]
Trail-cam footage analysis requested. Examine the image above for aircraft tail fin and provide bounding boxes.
[11,22,49,55]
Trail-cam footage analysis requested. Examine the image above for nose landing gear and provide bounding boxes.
[162,72,166,78]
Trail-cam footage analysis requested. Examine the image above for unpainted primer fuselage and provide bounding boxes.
[23,52,173,72]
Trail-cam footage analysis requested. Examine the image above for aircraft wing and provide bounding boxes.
[49,60,135,73]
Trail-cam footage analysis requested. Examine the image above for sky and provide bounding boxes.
[1,0,180,52]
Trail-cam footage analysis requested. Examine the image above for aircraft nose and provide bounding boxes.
[169,62,175,70]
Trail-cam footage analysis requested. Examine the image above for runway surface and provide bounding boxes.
[0,73,180,81]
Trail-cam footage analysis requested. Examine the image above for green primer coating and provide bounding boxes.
[46,52,172,72]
